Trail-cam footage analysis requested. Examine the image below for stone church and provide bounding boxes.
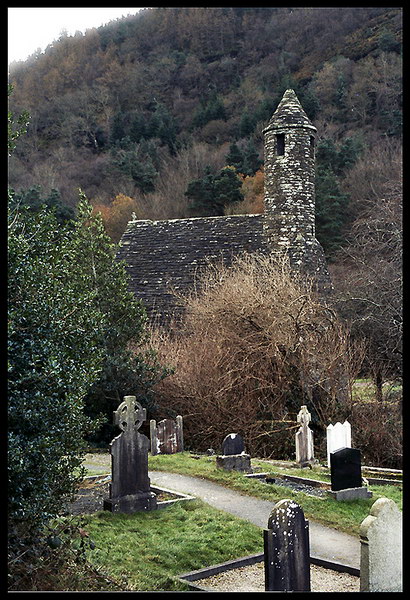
[117,89,332,322]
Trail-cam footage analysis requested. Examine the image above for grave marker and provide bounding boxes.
[216,433,252,472]
[326,420,351,466]
[360,497,402,592]
[295,405,314,465]
[328,447,372,501]
[104,395,157,513]
[221,433,245,455]
[150,415,183,455]
[264,499,311,591]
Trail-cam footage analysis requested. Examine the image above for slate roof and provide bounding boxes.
[117,213,269,322]
[264,89,316,132]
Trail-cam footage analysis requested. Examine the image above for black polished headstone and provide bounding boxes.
[222,433,245,455]
[330,447,362,491]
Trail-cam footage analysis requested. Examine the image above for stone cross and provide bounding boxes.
[360,497,402,592]
[295,405,314,465]
[104,395,157,513]
[264,499,311,591]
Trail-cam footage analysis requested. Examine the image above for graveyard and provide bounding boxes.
[71,444,401,591]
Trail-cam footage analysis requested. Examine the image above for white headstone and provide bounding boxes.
[326,420,351,465]
[360,497,402,592]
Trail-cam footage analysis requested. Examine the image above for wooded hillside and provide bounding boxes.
[9,6,402,254]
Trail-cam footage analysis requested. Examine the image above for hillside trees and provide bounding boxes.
[329,140,402,398]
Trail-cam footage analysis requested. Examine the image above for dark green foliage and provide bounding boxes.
[192,94,226,129]
[8,190,167,532]
[238,109,255,138]
[315,136,364,257]
[185,166,243,216]
[8,84,30,154]
[315,168,350,257]
[225,140,262,176]
[9,186,75,224]
[110,138,158,193]
[225,142,243,171]
[8,201,105,528]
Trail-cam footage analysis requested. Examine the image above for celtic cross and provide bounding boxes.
[113,395,146,433]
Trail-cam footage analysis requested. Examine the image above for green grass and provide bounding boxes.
[68,451,402,591]
[81,499,263,591]
[145,452,401,536]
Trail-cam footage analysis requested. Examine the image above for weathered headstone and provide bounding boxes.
[326,420,351,466]
[264,499,310,591]
[360,497,402,592]
[216,433,252,473]
[328,447,372,500]
[221,432,245,455]
[104,396,157,513]
[150,415,183,455]
[295,405,314,465]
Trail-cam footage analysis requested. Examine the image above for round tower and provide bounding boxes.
[263,89,317,247]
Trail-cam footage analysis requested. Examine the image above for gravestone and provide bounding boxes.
[104,395,157,513]
[360,497,402,592]
[216,433,252,473]
[264,499,310,591]
[328,447,372,501]
[222,433,245,455]
[326,420,351,466]
[150,415,183,455]
[295,405,314,465]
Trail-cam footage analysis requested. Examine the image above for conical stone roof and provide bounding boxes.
[263,89,316,133]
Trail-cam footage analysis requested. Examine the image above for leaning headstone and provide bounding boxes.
[328,447,372,501]
[216,433,252,473]
[295,405,314,466]
[326,420,351,466]
[150,415,183,455]
[360,497,402,592]
[104,396,157,513]
[264,499,310,591]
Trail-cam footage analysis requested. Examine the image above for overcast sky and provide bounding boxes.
[8,7,145,65]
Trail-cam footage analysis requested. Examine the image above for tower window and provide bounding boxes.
[276,133,285,156]
[310,136,315,158]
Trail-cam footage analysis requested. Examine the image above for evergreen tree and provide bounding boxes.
[238,109,255,138]
[225,142,243,171]
[185,166,243,216]
[242,139,262,176]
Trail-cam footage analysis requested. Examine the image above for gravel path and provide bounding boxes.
[194,561,360,592]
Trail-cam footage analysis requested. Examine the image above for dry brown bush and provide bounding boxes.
[148,253,364,459]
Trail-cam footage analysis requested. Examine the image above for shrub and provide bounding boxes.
[148,253,363,458]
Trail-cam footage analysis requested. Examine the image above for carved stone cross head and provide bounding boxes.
[297,405,311,427]
[113,395,146,433]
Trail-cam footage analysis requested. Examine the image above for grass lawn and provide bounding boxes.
[55,450,403,591]
[82,499,263,591]
[83,451,402,537]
